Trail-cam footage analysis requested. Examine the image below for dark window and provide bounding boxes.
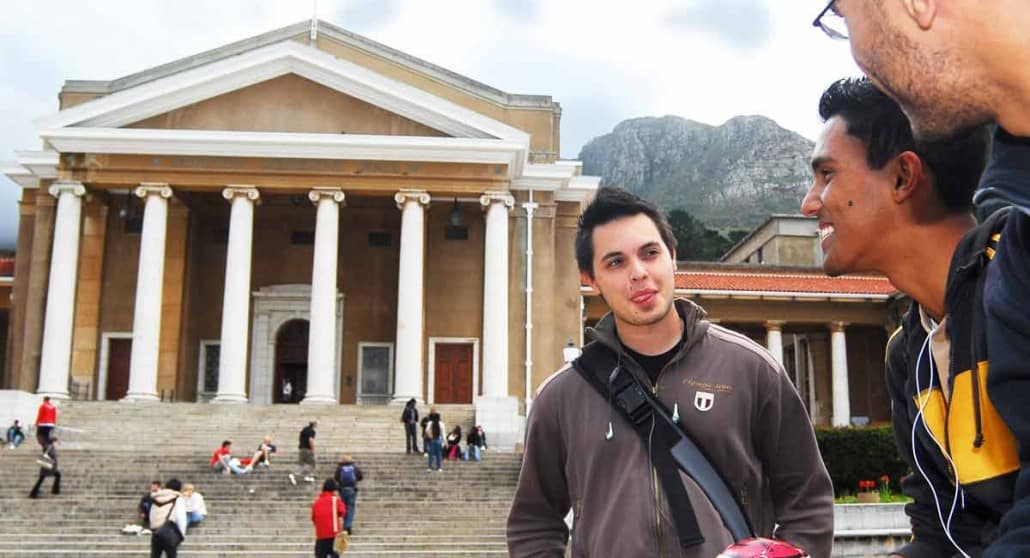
[368,232,392,247]
[291,230,315,245]
[444,226,468,241]
[212,228,228,245]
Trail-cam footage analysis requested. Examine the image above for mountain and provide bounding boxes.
[578,115,815,230]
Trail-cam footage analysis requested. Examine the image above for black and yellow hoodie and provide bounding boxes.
[886,208,1019,557]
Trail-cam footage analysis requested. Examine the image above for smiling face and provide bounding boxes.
[802,117,897,276]
[581,213,678,331]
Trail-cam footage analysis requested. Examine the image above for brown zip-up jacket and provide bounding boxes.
[507,299,834,558]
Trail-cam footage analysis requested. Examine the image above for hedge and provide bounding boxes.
[815,425,910,496]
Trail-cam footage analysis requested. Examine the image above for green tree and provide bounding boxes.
[666,209,735,261]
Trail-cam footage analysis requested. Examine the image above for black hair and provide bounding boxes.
[575,187,677,277]
[819,77,989,211]
[221,440,231,448]
[165,478,182,492]
[322,478,338,492]
[151,480,162,487]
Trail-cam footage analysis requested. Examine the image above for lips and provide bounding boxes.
[818,223,835,242]
[630,289,657,305]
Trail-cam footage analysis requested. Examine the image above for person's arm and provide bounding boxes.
[984,212,1030,557]
[355,466,363,483]
[507,379,569,557]
[196,493,207,516]
[753,358,834,558]
[884,334,987,558]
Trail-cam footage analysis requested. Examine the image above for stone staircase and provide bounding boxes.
[0,401,513,556]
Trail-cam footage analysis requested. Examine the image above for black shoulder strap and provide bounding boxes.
[573,341,754,546]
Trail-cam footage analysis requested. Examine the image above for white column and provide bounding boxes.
[765,320,785,366]
[481,192,515,398]
[36,181,87,399]
[213,186,260,403]
[391,190,431,404]
[302,188,345,405]
[830,322,851,427]
[123,184,173,402]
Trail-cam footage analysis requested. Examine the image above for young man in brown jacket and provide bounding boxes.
[507,187,834,557]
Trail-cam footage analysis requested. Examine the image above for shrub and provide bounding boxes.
[815,425,910,496]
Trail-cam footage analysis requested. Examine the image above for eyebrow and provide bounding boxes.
[810,156,835,171]
[600,241,662,262]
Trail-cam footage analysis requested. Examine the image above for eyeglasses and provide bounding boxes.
[813,0,848,40]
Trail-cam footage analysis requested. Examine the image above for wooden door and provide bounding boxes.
[433,343,473,404]
[106,338,132,400]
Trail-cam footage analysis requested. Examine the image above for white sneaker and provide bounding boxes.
[304,476,316,483]
[288,473,296,485]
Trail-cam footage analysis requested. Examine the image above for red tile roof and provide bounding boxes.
[674,269,896,297]
[0,258,13,278]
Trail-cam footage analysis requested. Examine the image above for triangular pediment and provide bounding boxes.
[36,39,529,143]
[125,73,450,137]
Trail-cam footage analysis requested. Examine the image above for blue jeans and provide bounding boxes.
[8,433,24,448]
[427,439,443,470]
[214,459,248,475]
[463,445,481,461]
[187,511,204,526]
[338,486,356,530]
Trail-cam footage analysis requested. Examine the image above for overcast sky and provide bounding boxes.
[0,0,861,250]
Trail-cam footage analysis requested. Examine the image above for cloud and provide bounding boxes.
[664,0,772,51]
[331,0,402,31]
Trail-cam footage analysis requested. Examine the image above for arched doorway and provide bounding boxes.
[274,319,309,403]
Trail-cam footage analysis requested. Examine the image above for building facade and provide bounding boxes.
[1,21,598,442]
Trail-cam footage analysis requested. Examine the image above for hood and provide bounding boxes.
[151,489,180,505]
[585,298,710,384]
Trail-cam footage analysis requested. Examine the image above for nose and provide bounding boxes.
[629,257,648,282]
[801,182,823,217]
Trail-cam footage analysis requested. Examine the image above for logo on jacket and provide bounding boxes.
[694,391,715,412]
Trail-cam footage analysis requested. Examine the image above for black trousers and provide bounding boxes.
[29,470,61,497]
[314,537,339,558]
[36,426,53,449]
[405,423,419,453]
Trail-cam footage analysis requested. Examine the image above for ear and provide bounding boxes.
[891,151,924,203]
[902,0,938,30]
[580,269,598,293]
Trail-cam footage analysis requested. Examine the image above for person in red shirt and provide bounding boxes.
[209,440,250,475]
[311,479,346,558]
[34,396,57,449]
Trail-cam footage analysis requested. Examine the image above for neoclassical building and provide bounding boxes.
[1,21,597,441]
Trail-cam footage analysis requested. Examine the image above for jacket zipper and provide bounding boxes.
[651,370,666,558]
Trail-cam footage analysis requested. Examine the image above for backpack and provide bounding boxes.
[337,464,356,487]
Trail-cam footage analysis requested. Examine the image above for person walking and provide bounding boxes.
[289,421,318,485]
[34,396,57,449]
[148,478,187,558]
[334,454,363,535]
[28,437,61,498]
[401,398,420,455]
[311,478,346,558]
[424,409,444,472]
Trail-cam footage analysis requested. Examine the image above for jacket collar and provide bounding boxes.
[945,207,1009,315]
[586,298,709,364]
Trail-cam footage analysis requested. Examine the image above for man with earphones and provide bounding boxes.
[507,187,833,557]
[801,76,1008,558]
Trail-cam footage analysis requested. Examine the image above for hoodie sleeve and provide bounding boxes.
[984,212,1030,558]
[755,358,835,558]
[507,376,570,557]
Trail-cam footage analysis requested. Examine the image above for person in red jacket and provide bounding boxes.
[34,396,57,449]
[311,478,346,558]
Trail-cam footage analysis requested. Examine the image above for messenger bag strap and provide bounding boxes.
[574,341,754,545]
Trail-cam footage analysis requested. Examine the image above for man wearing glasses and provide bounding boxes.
[812,2,1030,557]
